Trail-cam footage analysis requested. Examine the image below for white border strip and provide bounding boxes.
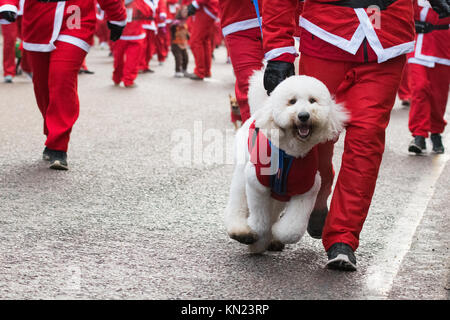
[299,16,365,55]
[120,33,146,40]
[264,46,297,61]
[222,18,260,37]
[57,34,91,52]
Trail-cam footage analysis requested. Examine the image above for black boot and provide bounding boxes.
[326,242,357,271]
[430,133,444,154]
[42,147,51,161]
[408,136,426,154]
[307,208,328,239]
[47,148,68,170]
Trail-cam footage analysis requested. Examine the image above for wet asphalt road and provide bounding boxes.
[0,44,448,300]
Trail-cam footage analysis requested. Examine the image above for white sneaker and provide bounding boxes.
[174,72,184,78]
[4,75,13,83]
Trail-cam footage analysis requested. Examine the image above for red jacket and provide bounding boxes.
[218,0,261,37]
[409,0,450,67]
[0,0,21,24]
[166,0,179,24]
[248,121,318,202]
[156,0,167,28]
[263,0,415,63]
[121,0,152,39]
[1,0,127,52]
[191,0,219,21]
[142,0,160,30]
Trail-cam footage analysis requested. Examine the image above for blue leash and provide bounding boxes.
[252,0,263,39]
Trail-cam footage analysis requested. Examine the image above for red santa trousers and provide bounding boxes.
[299,54,406,251]
[1,22,17,77]
[398,63,411,101]
[140,29,157,71]
[224,28,263,123]
[16,16,31,74]
[408,62,449,138]
[190,10,215,78]
[95,20,109,44]
[113,39,143,86]
[27,41,87,152]
[155,28,169,62]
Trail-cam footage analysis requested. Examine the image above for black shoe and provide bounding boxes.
[189,74,204,81]
[42,147,51,161]
[141,68,154,74]
[326,243,357,271]
[430,133,444,154]
[47,149,68,170]
[401,100,410,108]
[79,68,95,75]
[307,208,328,239]
[408,136,426,154]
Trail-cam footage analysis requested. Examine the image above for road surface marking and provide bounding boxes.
[365,133,450,299]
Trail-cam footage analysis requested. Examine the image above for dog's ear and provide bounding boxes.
[229,94,233,100]
[326,101,349,140]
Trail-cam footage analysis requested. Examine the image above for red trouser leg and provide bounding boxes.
[408,63,431,138]
[16,16,32,74]
[190,11,214,78]
[225,28,264,123]
[140,29,156,71]
[156,28,168,62]
[428,63,449,134]
[113,39,126,84]
[299,57,350,212]
[300,54,406,251]
[397,63,411,102]
[122,40,143,86]
[1,22,18,77]
[28,41,87,152]
[28,50,51,136]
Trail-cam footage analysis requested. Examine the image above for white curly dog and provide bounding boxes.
[224,70,348,253]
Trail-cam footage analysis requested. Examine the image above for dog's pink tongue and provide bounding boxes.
[299,126,310,136]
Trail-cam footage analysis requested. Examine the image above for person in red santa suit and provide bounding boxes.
[0,0,127,170]
[186,0,219,80]
[155,0,169,65]
[165,0,179,53]
[407,0,450,155]
[398,64,411,107]
[140,0,159,73]
[113,0,151,87]
[218,0,263,123]
[95,3,111,50]
[261,0,449,271]
[0,0,31,82]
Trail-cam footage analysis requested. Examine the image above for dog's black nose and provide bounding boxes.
[298,112,310,122]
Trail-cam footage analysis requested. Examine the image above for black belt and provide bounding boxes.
[325,0,397,10]
[415,20,450,33]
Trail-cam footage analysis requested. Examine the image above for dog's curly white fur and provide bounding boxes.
[224,70,348,253]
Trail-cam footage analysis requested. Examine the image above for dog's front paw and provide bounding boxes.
[227,225,259,245]
[248,236,272,254]
[272,222,303,244]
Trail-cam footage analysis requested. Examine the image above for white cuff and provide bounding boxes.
[264,46,297,61]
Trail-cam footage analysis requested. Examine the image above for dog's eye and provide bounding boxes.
[288,98,297,105]
[309,97,317,104]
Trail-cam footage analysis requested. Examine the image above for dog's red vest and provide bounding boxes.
[248,121,319,202]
